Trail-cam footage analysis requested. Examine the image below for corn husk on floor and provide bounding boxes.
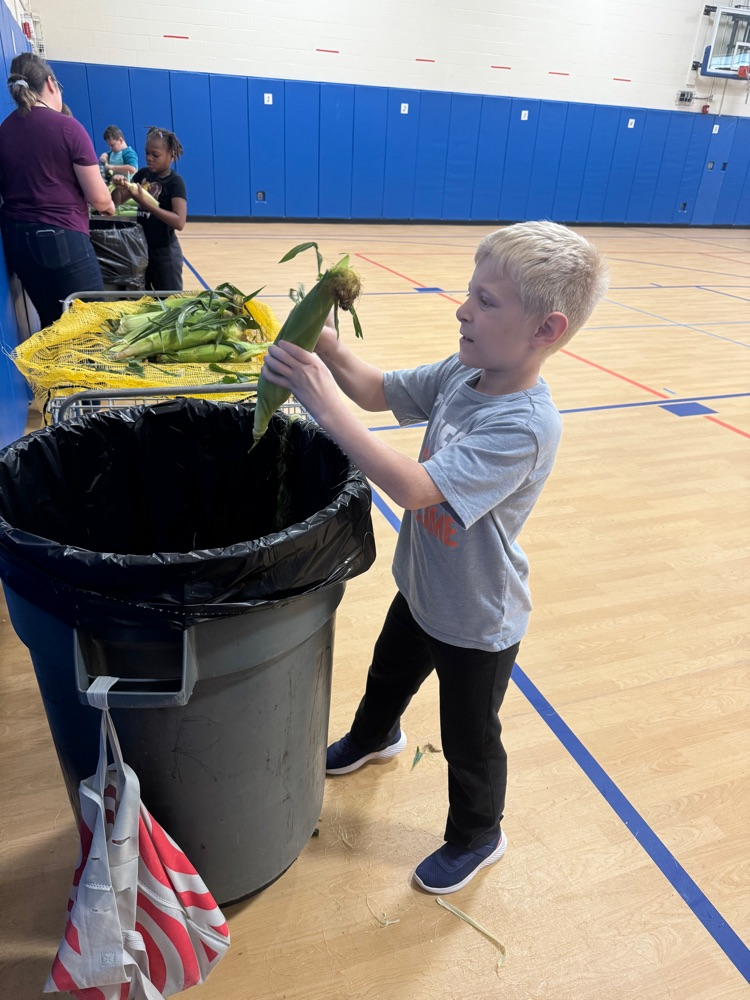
[251,243,363,447]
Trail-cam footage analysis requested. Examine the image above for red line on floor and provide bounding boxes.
[491,65,512,70]
[613,77,632,82]
[416,58,436,63]
[549,71,570,76]
[703,415,750,438]
[163,34,189,39]
[316,48,339,53]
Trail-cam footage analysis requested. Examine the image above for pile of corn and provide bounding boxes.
[12,285,281,406]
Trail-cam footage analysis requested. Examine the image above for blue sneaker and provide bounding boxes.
[326,731,407,775]
[413,832,508,894]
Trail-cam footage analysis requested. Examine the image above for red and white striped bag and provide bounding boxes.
[45,677,230,1000]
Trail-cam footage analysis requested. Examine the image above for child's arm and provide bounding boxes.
[314,320,388,412]
[107,162,137,177]
[263,340,444,510]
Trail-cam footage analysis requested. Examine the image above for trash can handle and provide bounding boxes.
[74,628,198,708]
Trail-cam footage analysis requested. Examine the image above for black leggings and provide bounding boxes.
[350,592,519,850]
[145,239,184,291]
[1,221,103,329]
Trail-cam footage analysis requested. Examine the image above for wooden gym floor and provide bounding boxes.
[1,223,748,998]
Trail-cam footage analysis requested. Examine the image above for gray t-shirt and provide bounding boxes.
[383,355,562,652]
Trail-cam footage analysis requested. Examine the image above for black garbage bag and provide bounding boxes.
[89,218,149,291]
[0,398,376,630]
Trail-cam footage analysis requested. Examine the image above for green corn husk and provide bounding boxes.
[251,243,362,447]
[156,340,267,363]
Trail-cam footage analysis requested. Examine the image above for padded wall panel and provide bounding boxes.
[412,90,451,219]
[129,68,173,167]
[209,75,250,217]
[284,81,319,218]
[383,89,420,219]
[498,99,540,221]
[691,116,737,225]
[319,84,354,219]
[525,101,567,220]
[626,110,670,223]
[552,102,596,221]
[87,65,135,158]
[170,72,214,216]
[247,78,285,217]
[471,96,511,220]
[715,118,750,224]
[49,61,94,140]
[577,105,619,222]
[442,94,482,220]
[672,114,714,223]
[649,115,694,223]
[602,108,645,222]
[351,86,387,218]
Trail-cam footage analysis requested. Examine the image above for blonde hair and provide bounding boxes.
[474,221,609,353]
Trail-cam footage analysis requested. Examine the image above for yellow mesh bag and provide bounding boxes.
[12,292,282,406]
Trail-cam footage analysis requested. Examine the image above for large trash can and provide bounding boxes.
[89,217,148,291]
[0,398,375,905]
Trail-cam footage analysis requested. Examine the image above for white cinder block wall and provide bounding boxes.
[7,0,750,117]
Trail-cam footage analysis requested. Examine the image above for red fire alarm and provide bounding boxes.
[21,18,33,39]
[701,104,710,114]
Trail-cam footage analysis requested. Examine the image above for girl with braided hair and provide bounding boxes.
[0,52,114,327]
[112,126,187,290]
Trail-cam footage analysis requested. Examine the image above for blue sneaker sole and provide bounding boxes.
[326,731,407,775]
[413,831,508,894]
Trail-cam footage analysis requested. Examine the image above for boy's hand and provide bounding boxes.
[111,175,129,188]
[99,152,109,164]
[262,341,343,425]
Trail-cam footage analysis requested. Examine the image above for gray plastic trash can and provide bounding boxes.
[0,398,375,905]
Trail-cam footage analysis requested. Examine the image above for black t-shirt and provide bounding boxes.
[132,168,187,249]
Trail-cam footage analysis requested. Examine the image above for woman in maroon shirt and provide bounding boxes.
[0,53,115,328]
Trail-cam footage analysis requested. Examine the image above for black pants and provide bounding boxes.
[145,239,183,291]
[350,592,519,850]
[1,221,103,328]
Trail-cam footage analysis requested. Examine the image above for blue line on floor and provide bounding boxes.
[511,662,750,983]
[182,256,210,290]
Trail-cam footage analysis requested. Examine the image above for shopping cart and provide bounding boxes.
[39,289,295,424]
[48,384,307,425]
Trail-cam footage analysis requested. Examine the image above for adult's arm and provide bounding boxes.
[74,163,115,214]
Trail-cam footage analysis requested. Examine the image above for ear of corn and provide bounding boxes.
[126,181,160,211]
[251,243,363,448]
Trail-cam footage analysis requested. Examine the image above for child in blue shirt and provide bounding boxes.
[262,221,609,895]
[99,125,138,179]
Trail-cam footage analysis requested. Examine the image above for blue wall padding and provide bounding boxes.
[130,68,173,158]
[412,90,451,219]
[471,96,511,220]
[578,105,620,222]
[552,102,596,221]
[649,115,695,223]
[210,74,250,217]
[716,118,750,224]
[442,94,482,221]
[383,89,421,219]
[247,78,285,217]
[525,101,567,221]
[49,60,93,136]
[626,110,670,222]
[87,65,136,157]
[675,115,715,223]
[284,81,320,218]
[351,86,387,218]
[691,116,737,225]
[14,58,750,228]
[170,72,214,216]
[497,98,540,221]
[602,108,645,222]
[319,84,355,219]
[0,13,31,447]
